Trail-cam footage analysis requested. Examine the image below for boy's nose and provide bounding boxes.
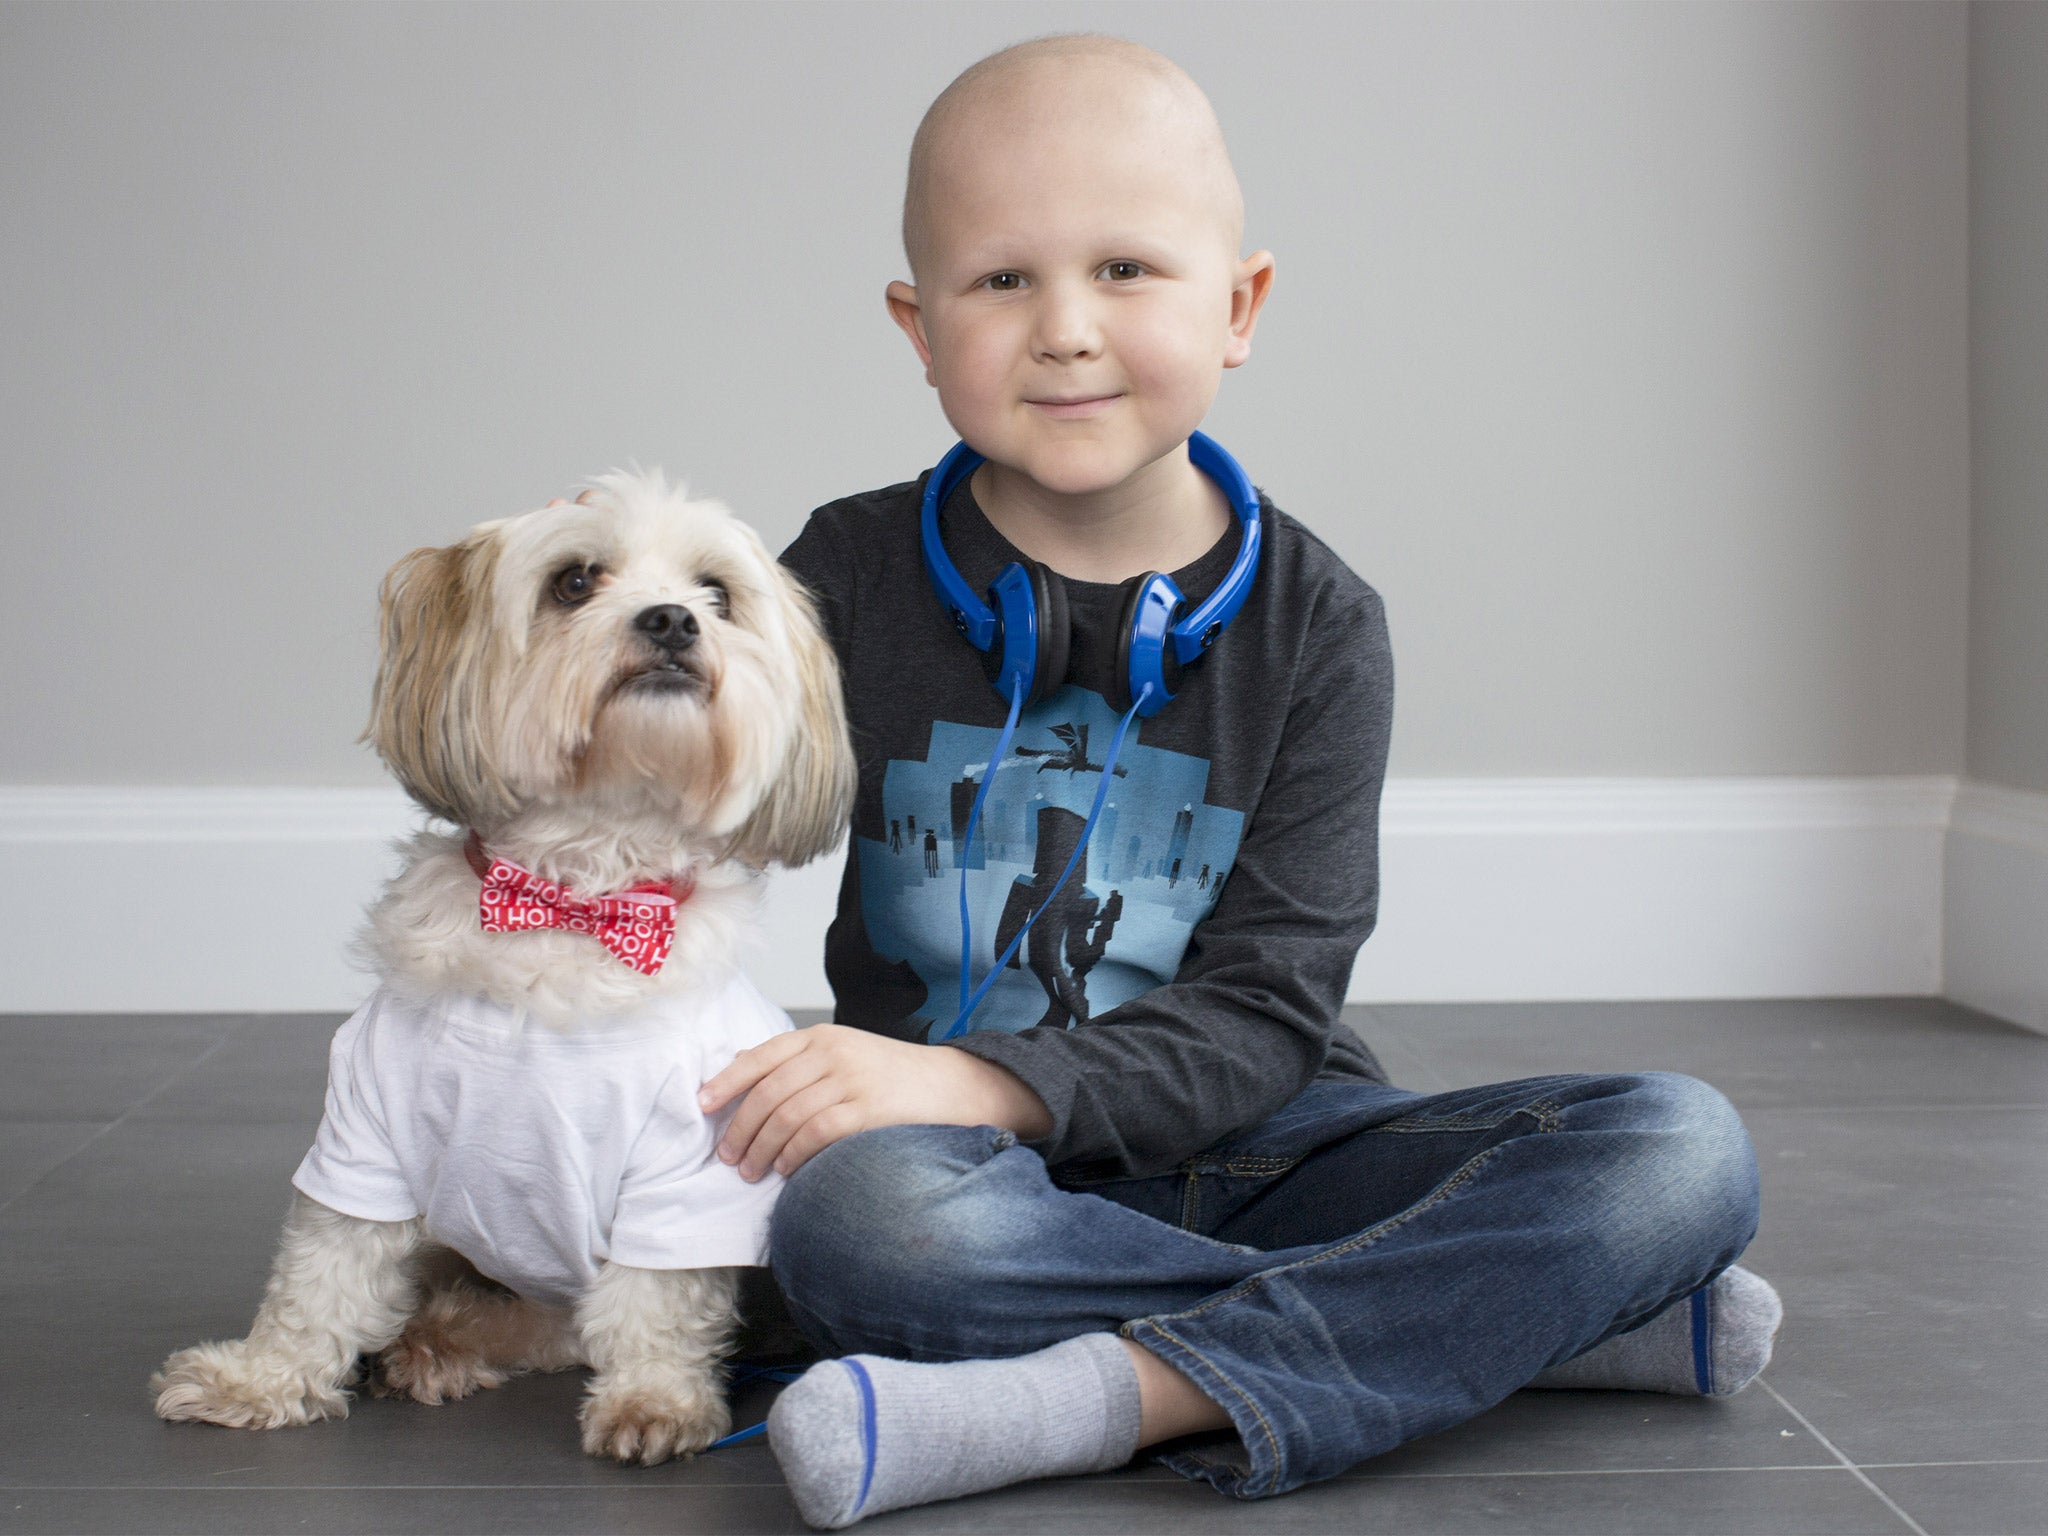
[1031,283,1102,361]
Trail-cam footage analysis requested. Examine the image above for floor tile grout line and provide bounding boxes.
[14,1459,2047,1493]
[0,1480,1859,1495]
[0,1017,249,1218]
[1341,1463,1845,1481]
[1759,1380,1931,1536]
[0,1484,798,1493]
[1860,1458,2048,1470]
[1278,1455,2048,1483]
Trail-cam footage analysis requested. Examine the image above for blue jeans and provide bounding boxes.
[768,1072,1760,1499]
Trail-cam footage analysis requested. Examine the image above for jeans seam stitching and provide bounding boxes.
[1137,1318,1282,1491]
[1374,1100,1565,1136]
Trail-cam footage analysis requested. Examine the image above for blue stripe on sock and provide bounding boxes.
[1690,1288,1713,1394]
[843,1357,880,1517]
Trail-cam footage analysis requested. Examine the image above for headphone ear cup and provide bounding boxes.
[1114,572,1186,715]
[1110,574,1148,714]
[1029,561,1071,707]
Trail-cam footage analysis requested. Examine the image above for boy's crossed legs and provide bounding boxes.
[766,1072,1778,1527]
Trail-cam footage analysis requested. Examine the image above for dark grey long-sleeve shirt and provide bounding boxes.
[780,469,1395,1183]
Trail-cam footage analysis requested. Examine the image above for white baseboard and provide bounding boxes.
[1359,776,1954,1003]
[1944,780,2048,1033]
[0,776,1985,1016]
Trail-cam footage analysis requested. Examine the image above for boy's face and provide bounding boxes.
[889,78,1271,501]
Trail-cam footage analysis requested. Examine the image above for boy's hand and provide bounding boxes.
[698,1026,1052,1180]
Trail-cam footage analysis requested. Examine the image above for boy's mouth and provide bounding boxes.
[1026,394,1122,420]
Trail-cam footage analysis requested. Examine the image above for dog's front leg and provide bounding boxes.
[576,1263,739,1465]
[153,1193,422,1429]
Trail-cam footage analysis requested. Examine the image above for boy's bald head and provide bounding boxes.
[902,34,1245,280]
[884,34,1275,513]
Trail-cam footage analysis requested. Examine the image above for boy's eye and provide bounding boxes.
[1101,261,1145,281]
[984,272,1023,291]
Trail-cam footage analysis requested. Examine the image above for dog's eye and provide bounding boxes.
[700,577,730,619]
[550,564,602,606]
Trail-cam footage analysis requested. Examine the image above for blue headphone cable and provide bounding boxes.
[955,679,1027,1022]
[939,684,1150,1042]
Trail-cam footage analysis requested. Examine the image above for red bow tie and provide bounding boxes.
[464,833,695,976]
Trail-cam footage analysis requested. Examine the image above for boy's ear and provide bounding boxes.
[1224,251,1277,369]
[886,280,938,387]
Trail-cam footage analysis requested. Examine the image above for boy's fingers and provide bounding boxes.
[716,1051,832,1164]
[773,1102,865,1178]
[700,1031,808,1112]
[736,1080,847,1181]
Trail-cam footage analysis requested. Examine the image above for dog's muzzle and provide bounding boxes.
[627,604,708,693]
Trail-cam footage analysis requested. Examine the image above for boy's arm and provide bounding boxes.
[946,584,1395,1180]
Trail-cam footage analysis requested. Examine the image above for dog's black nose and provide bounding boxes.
[635,604,699,652]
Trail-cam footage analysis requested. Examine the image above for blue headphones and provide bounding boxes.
[918,432,1263,718]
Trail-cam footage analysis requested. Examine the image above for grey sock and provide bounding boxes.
[766,1332,1143,1530]
[1527,1264,1783,1396]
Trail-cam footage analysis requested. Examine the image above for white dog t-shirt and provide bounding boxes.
[292,968,792,1307]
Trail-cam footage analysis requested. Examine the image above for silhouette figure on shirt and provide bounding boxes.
[993,806,1125,1030]
[1014,722,1131,779]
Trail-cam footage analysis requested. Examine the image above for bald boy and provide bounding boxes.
[888,35,1268,582]
[716,35,1780,1528]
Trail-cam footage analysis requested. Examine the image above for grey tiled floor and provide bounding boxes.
[3,998,2043,1535]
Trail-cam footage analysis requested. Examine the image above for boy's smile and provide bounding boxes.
[1027,395,1121,421]
[887,43,1274,578]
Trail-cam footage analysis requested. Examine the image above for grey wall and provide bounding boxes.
[2,0,1970,785]
[1968,1,2048,798]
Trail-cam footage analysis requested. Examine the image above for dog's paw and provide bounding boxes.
[579,1374,731,1465]
[373,1329,508,1405]
[152,1340,349,1429]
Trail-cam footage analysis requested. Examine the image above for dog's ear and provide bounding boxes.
[364,534,515,827]
[723,565,856,869]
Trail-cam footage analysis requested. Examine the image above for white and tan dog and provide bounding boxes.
[151,472,853,1464]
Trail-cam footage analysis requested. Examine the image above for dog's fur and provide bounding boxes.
[151,472,854,1462]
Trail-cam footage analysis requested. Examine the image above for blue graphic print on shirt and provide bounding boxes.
[854,684,1246,1042]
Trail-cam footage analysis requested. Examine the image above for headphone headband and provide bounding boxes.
[918,431,1263,668]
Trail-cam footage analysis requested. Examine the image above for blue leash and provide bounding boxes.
[705,1363,809,1450]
